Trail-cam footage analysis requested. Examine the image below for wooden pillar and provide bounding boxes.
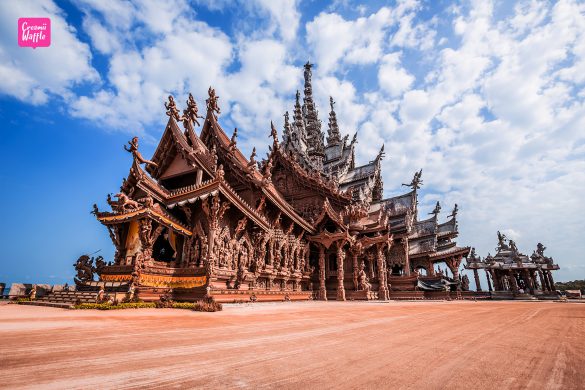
[377,245,389,300]
[196,169,203,185]
[473,268,482,292]
[318,245,327,301]
[485,269,493,292]
[403,239,411,276]
[337,244,346,301]
[509,271,518,294]
[547,271,556,291]
[352,250,359,291]
[450,257,460,282]
[525,270,535,294]
[538,270,548,291]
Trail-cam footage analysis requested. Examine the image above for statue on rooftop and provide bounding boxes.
[450,204,458,218]
[114,191,140,213]
[402,169,423,190]
[247,147,257,171]
[429,201,441,216]
[164,95,181,121]
[468,247,479,262]
[536,243,546,257]
[497,231,511,251]
[206,87,220,116]
[509,239,519,254]
[270,121,279,147]
[124,137,158,168]
[186,93,203,126]
[229,128,237,152]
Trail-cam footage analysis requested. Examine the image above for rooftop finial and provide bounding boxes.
[270,121,279,147]
[247,147,257,171]
[206,86,220,117]
[185,93,203,126]
[376,144,385,161]
[228,128,237,152]
[164,95,180,121]
[450,204,459,218]
[429,201,441,216]
[283,111,291,143]
[402,169,423,190]
[124,137,158,168]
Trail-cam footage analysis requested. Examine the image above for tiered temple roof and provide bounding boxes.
[88,62,473,303]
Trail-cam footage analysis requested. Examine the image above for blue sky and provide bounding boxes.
[1,0,584,288]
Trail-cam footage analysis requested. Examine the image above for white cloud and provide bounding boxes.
[306,7,393,74]
[253,0,300,43]
[378,52,415,97]
[0,0,98,104]
[70,8,233,132]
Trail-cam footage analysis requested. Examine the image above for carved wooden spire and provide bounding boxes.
[327,96,341,146]
[303,62,325,168]
[292,90,306,143]
[283,111,291,144]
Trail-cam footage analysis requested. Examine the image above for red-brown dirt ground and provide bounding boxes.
[0,300,583,389]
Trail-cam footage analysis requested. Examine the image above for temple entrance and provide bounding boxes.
[153,229,176,262]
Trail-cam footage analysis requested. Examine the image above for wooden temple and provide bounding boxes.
[88,62,472,302]
[465,233,560,299]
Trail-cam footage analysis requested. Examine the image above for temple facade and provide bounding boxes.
[87,62,473,302]
[465,233,560,299]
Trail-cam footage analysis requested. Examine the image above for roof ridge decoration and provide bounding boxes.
[273,147,351,201]
[270,121,279,148]
[449,203,458,219]
[313,197,345,228]
[283,111,291,144]
[124,137,158,169]
[429,201,441,217]
[206,86,221,118]
[164,95,181,121]
[228,127,238,153]
[185,93,203,127]
[402,169,423,190]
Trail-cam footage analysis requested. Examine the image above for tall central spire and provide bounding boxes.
[303,62,325,169]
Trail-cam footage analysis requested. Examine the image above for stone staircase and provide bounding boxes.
[20,290,99,309]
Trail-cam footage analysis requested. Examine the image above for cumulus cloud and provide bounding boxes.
[306,7,393,74]
[0,0,98,104]
[378,52,415,97]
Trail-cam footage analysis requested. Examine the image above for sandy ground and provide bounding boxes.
[0,301,583,390]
